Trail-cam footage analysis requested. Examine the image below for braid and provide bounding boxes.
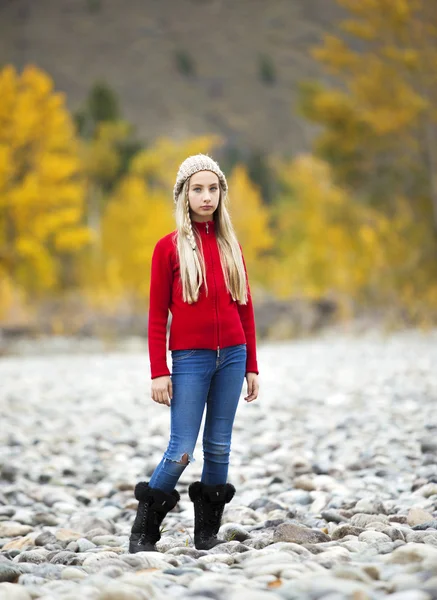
[184,193,197,252]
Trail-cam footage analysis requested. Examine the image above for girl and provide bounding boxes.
[129,154,259,553]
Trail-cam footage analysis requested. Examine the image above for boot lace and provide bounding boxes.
[137,501,158,545]
[198,499,223,538]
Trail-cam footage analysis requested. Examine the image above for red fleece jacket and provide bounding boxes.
[148,219,259,379]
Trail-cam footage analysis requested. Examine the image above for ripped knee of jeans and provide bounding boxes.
[179,453,189,465]
[164,451,195,465]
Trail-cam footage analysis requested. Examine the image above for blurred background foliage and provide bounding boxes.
[1,0,437,337]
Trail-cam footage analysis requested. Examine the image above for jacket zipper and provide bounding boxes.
[205,222,220,358]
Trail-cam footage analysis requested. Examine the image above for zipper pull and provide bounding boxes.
[206,223,209,234]
[217,346,220,358]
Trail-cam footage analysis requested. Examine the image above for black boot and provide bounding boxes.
[188,481,235,550]
[129,482,180,553]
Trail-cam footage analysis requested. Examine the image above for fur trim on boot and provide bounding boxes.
[129,482,180,553]
[188,481,235,550]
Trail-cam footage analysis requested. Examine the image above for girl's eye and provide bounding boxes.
[211,187,217,191]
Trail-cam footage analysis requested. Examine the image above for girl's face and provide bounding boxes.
[188,171,220,222]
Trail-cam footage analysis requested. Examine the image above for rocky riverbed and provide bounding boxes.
[1,329,437,600]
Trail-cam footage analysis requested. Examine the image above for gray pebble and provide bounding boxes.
[0,563,21,583]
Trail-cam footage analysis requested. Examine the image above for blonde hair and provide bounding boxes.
[174,177,248,305]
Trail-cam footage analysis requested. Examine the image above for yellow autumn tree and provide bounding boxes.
[227,165,273,284]
[300,0,437,226]
[270,155,437,324]
[269,156,382,306]
[85,176,174,309]
[296,0,437,324]
[0,65,91,319]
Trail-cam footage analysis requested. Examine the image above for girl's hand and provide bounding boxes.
[151,376,173,406]
[244,372,259,403]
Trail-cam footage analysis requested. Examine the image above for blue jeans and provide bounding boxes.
[148,344,247,492]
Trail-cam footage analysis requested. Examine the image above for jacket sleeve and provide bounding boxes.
[148,238,172,379]
[237,247,259,375]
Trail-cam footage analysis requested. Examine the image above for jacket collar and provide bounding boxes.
[192,219,215,234]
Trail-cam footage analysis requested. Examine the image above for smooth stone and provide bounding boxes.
[331,525,364,540]
[42,490,77,507]
[340,540,370,553]
[80,527,112,539]
[197,553,235,565]
[97,566,126,579]
[95,581,153,599]
[1,535,35,551]
[332,565,374,583]
[97,506,121,521]
[244,535,273,549]
[358,531,392,543]
[34,531,57,546]
[352,498,386,515]
[278,573,370,597]
[155,537,186,553]
[76,538,98,552]
[421,439,437,453]
[61,567,88,580]
[85,558,130,574]
[273,523,330,544]
[14,550,49,564]
[0,582,32,599]
[208,541,250,554]
[414,483,437,498]
[313,547,352,567]
[0,522,33,537]
[11,510,34,526]
[92,535,127,547]
[33,513,59,527]
[408,508,434,527]
[113,573,159,596]
[309,492,330,514]
[223,506,263,524]
[81,552,121,566]
[220,523,251,542]
[423,577,437,594]
[55,528,82,542]
[261,542,313,557]
[391,573,424,592]
[321,510,348,524]
[412,521,437,530]
[350,513,389,528]
[165,547,204,558]
[387,543,437,564]
[276,490,312,506]
[239,550,305,569]
[390,515,409,525]
[48,550,82,565]
[0,563,21,583]
[383,527,406,542]
[67,515,116,534]
[293,476,316,491]
[17,574,46,586]
[388,592,431,600]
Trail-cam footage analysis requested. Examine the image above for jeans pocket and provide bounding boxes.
[172,349,197,362]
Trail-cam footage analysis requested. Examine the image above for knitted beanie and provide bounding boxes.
[173,154,228,204]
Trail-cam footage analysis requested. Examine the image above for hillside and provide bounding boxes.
[0,0,341,154]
